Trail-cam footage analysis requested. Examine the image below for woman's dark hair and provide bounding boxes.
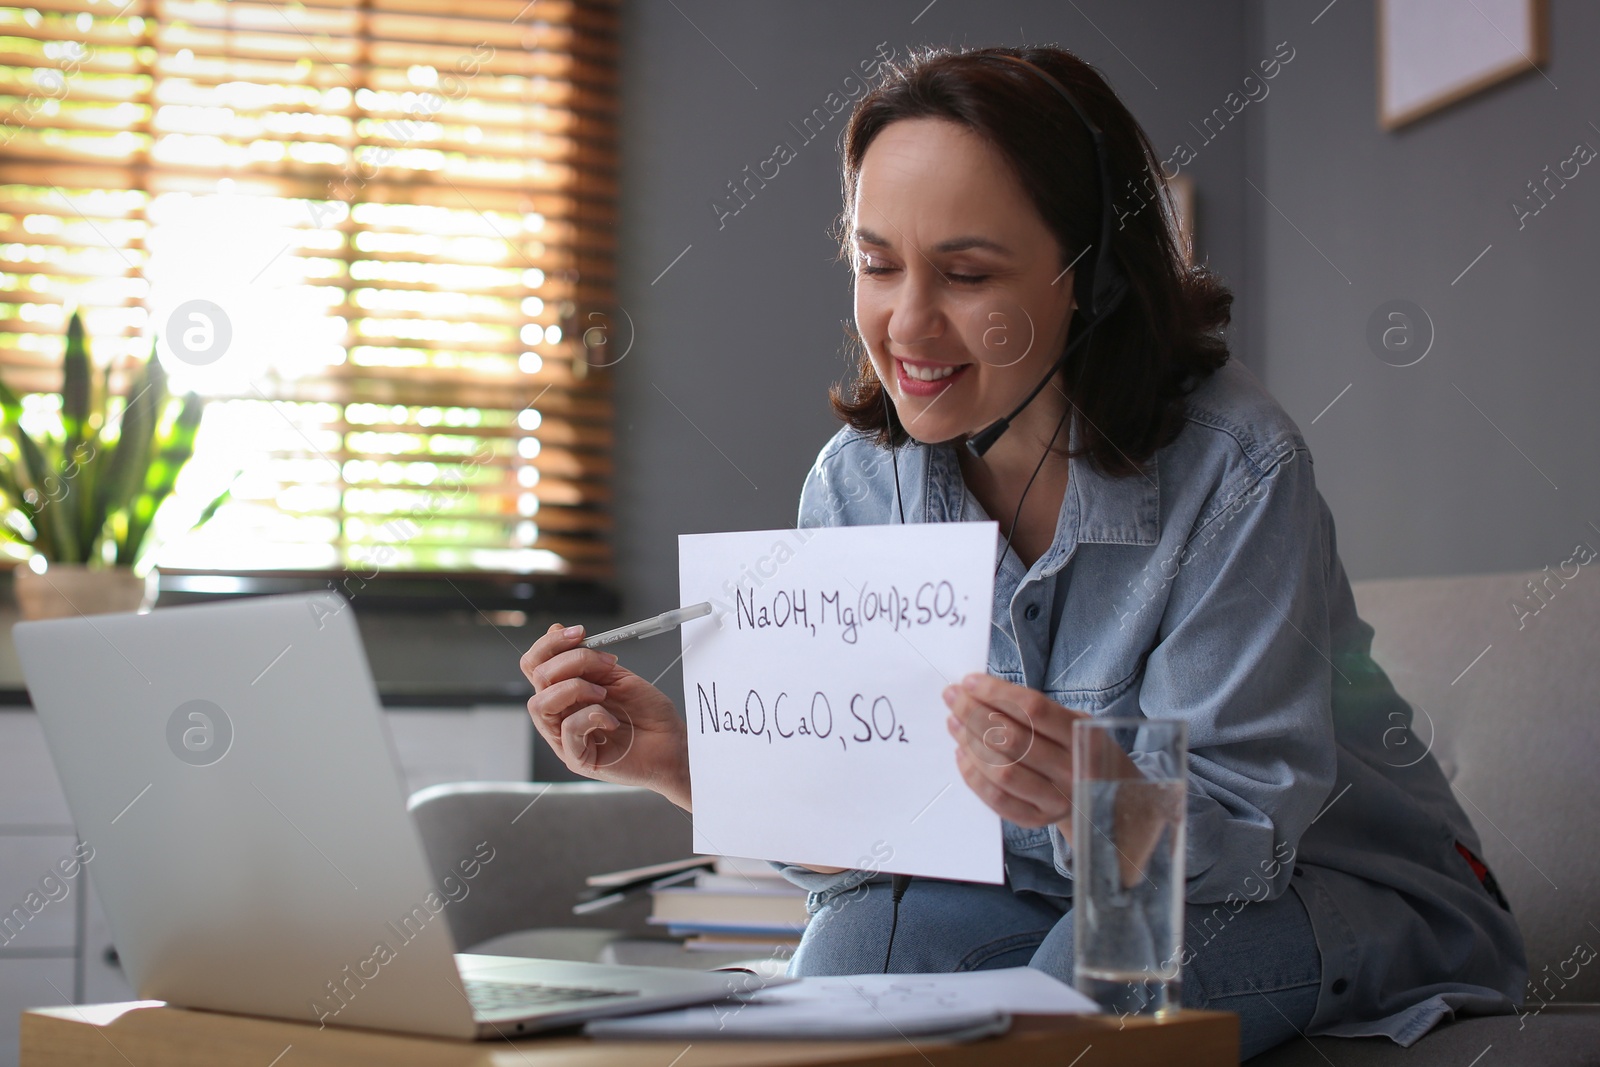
[830,44,1232,477]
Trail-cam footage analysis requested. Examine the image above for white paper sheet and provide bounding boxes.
[585,967,1097,1040]
[678,523,1002,884]
[754,967,1098,1014]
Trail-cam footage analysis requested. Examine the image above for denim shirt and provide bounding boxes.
[776,359,1526,1045]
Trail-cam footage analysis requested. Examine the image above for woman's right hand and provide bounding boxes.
[521,624,692,810]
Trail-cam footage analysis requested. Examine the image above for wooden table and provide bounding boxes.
[20,1001,1237,1066]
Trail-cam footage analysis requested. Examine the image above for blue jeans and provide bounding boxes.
[789,875,1321,1062]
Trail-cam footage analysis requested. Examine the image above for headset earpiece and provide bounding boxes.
[963,52,1124,461]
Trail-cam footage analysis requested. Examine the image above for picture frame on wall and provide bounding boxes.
[1377,0,1549,131]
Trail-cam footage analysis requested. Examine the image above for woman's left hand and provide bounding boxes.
[944,673,1088,830]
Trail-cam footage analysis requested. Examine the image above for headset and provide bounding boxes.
[879,52,1127,971]
[962,53,1129,459]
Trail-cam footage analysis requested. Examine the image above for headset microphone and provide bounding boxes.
[963,55,1129,460]
[962,287,1122,458]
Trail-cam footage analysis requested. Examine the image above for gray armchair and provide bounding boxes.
[406,780,694,962]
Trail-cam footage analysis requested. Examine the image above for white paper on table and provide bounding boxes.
[678,523,1002,883]
[584,967,1097,1040]
[753,967,1098,1014]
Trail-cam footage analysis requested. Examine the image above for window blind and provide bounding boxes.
[0,0,618,588]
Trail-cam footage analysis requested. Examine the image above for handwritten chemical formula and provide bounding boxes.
[732,580,970,644]
[695,681,910,750]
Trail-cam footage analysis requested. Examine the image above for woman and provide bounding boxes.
[521,44,1525,1061]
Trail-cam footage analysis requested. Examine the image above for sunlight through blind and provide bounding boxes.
[0,0,618,582]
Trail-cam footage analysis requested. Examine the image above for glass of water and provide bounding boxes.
[1071,717,1187,1017]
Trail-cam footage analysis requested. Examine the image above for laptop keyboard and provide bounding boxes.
[465,978,635,1017]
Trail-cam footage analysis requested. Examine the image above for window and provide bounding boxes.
[0,0,619,603]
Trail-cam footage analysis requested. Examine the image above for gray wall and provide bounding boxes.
[1248,0,1600,580]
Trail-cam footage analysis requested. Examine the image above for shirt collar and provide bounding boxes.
[1067,418,1161,546]
[921,416,1161,549]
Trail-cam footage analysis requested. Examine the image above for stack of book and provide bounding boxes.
[649,856,809,956]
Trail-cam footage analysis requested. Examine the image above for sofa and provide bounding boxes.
[409,568,1600,1064]
[1247,568,1600,1064]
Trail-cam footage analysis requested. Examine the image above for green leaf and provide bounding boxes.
[0,510,32,547]
[0,379,46,488]
[39,383,94,561]
[0,457,27,512]
[53,469,84,563]
[96,348,161,553]
[121,391,201,565]
[2,501,36,541]
[193,483,233,529]
[62,309,90,450]
[68,439,102,563]
[96,350,115,437]
[0,377,71,560]
[0,470,44,558]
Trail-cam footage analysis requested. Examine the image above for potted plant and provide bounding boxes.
[0,310,230,620]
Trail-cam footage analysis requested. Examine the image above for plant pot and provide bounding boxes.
[12,564,160,621]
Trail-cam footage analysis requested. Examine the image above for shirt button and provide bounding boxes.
[1331,978,1349,995]
[1023,604,1041,621]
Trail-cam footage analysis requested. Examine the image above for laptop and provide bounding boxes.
[13,591,746,1040]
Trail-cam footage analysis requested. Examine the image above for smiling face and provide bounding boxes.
[851,116,1079,448]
